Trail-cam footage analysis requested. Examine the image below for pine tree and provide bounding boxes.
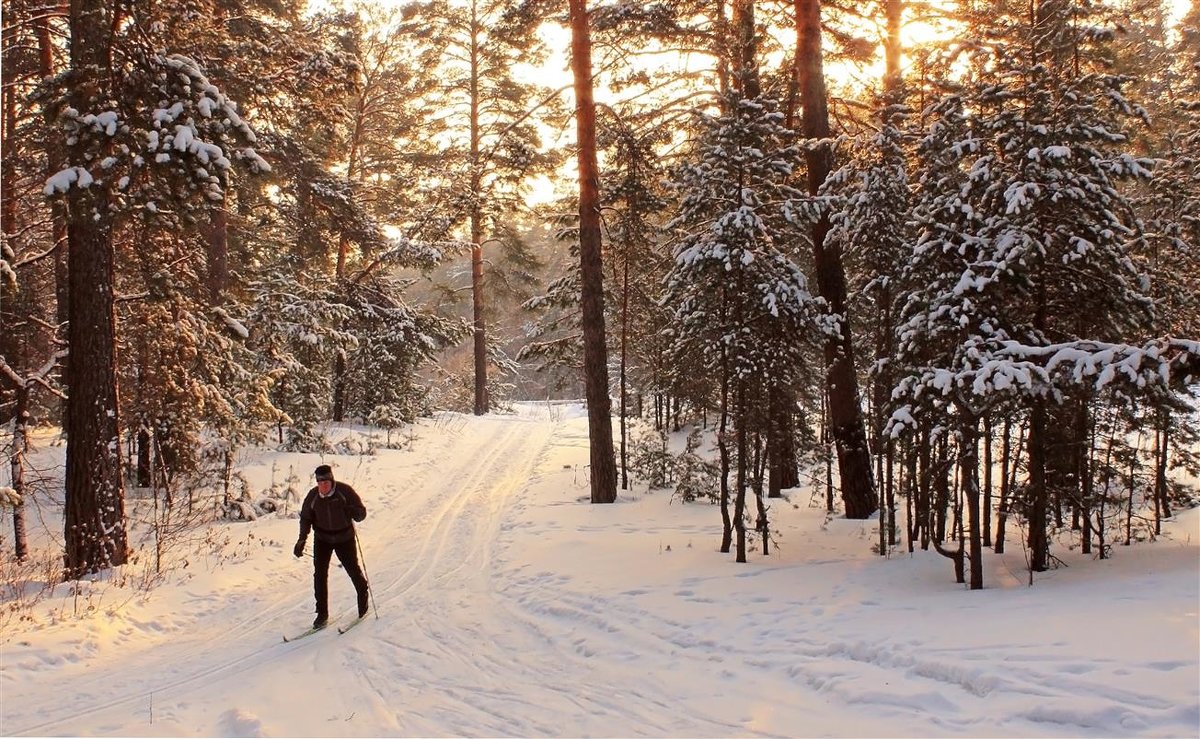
[569,0,618,504]
[405,0,562,416]
[664,91,816,558]
[892,0,1170,583]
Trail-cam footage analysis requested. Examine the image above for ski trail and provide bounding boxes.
[331,415,754,737]
[2,416,468,736]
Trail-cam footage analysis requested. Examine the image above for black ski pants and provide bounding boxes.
[312,537,369,618]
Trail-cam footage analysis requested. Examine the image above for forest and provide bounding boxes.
[1,0,1198,589]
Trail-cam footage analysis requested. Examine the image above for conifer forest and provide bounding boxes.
[2,0,1198,588]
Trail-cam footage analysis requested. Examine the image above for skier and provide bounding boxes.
[294,464,370,628]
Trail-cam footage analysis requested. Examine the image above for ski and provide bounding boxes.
[283,622,330,643]
[337,616,367,635]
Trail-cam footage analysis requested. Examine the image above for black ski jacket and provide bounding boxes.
[299,482,366,545]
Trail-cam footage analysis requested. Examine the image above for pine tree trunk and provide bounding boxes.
[469,2,489,416]
[918,425,931,550]
[137,424,152,488]
[1027,401,1050,572]
[961,412,984,589]
[206,207,229,305]
[734,382,747,563]
[1155,409,1171,526]
[37,13,70,355]
[569,0,616,504]
[753,430,769,555]
[732,0,760,98]
[766,390,799,495]
[767,386,786,497]
[1080,405,1095,556]
[620,235,629,490]
[905,438,916,553]
[332,78,366,423]
[795,0,876,519]
[822,389,834,512]
[1125,431,1141,546]
[875,0,904,535]
[10,385,30,561]
[934,436,949,544]
[996,418,1011,553]
[719,346,732,553]
[983,415,993,547]
[1,67,19,399]
[62,0,128,580]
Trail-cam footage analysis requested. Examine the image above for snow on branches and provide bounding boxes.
[888,337,1200,437]
[43,51,268,219]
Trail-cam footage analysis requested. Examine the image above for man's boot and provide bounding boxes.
[357,588,369,619]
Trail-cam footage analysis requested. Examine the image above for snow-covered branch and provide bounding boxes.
[889,338,1200,437]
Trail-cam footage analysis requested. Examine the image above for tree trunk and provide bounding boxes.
[767,386,785,497]
[568,0,616,504]
[1027,401,1050,573]
[469,2,489,416]
[874,0,903,540]
[753,430,770,555]
[961,412,984,589]
[905,439,914,553]
[734,383,747,563]
[10,384,30,561]
[732,0,760,98]
[1155,409,1171,526]
[62,0,129,580]
[206,207,229,305]
[1080,405,1096,555]
[996,417,1011,553]
[137,424,152,488]
[934,436,949,543]
[795,0,876,519]
[1,69,20,397]
[982,414,993,546]
[718,345,732,553]
[620,230,630,490]
[917,424,931,549]
[36,13,70,352]
[332,72,366,423]
[1125,431,1141,546]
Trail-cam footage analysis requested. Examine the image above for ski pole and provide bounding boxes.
[356,531,379,619]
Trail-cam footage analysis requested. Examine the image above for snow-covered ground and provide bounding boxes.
[1,403,1197,737]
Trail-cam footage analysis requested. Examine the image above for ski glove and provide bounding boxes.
[293,539,305,558]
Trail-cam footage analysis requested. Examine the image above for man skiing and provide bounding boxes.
[294,464,370,628]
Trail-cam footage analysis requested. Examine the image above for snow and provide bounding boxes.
[1,405,1197,737]
[43,166,94,195]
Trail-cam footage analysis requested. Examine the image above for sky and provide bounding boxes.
[1,403,1197,737]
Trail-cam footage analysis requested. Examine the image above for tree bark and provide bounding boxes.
[1027,401,1049,572]
[469,2,489,416]
[767,386,785,497]
[10,384,30,561]
[1,68,20,395]
[795,0,876,519]
[961,413,984,589]
[568,0,616,504]
[732,0,760,99]
[734,382,747,563]
[35,12,71,342]
[1154,409,1171,525]
[62,0,128,580]
[619,229,630,490]
[983,414,993,546]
